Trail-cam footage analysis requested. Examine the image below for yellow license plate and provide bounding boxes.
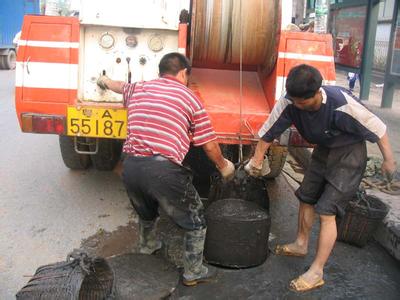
[67,107,127,139]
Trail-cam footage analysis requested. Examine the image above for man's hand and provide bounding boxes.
[244,157,270,177]
[381,159,397,182]
[97,75,110,90]
[377,133,396,182]
[218,158,235,181]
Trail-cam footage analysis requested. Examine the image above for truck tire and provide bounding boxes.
[264,145,288,179]
[4,51,16,70]
[0,56,6,69]
[90,138,122,171]
[59,135,91,170]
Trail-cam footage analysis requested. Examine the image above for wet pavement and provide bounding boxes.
[169,176,400,299]
[80,176,400,299]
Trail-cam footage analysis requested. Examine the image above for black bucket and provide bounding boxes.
[337,192,389,247]
[208,169,269,210]
[204,198,271,268]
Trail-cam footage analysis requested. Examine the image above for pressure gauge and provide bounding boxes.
[125,35,138,48]
[99,32,115,49]
[148,35,164,52]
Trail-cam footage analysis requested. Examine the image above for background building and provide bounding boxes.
[327,0,395,71]
[375,0,396,71]
[298,0,395,72]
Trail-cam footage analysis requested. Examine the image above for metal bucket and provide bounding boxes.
[208,169,269,210]
[204,198,270,268]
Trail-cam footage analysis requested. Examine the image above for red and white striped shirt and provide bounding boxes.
[122,75,217,165]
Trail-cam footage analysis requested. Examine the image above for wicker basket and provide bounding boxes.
[16,250,114,300]
[337,192,389,247]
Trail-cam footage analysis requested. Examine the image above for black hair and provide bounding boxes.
[159,52,191,76]
[285,64,322,99]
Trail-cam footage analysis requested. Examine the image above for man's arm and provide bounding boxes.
[245,96,292,177]
[202,140,234,179]
[377,132,397,181]
[252,139,273,168]
[202,140,228,169]
[97,75,125,94]
[188,91,234,179]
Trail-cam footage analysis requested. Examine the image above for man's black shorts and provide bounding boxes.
[295,141,367,217]
[122,155,205,231]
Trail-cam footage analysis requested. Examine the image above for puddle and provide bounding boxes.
[80,216,188,268]
[80,222,138,258]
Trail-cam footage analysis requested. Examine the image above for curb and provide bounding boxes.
[364,188,400,262]
[374,218,400,261]
[288,146,400,262]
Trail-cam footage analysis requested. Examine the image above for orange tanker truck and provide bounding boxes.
[15,0,335,194]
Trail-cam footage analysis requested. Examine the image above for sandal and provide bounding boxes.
[275,244,306,257]
[289,275,325,292]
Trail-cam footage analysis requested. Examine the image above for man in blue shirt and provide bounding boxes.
[245,64,397,292]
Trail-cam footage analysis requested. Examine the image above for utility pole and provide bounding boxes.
[381,0,399,108]
[359,0,379,101]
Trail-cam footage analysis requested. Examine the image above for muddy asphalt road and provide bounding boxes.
[1,70,399,299]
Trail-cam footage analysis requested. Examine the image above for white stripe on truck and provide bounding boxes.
[15,62,78,89]
[18,40,79,48]
[278,52,334,62]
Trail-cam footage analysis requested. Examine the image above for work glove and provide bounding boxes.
[218,158,235,181]
[244,157,270,177]
[97,75,110,90]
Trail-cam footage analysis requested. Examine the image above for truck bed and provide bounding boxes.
[189,68,270,144]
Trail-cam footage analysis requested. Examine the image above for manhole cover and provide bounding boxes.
[107,253,179,300]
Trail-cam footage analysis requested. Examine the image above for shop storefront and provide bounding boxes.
[328,0,369,69]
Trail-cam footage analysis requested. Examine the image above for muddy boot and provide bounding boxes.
[182,228,217,286]
[138,218,162,255]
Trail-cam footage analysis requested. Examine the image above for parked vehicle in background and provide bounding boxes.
[0,0,40,70]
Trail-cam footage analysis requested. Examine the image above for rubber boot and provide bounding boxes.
[182,228,217,286]
[138,218,162,255]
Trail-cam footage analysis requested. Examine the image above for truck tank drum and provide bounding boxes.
[190,0,280,74]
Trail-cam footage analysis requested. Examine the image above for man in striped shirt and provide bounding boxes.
[98,52,234,286]
[245,64,397,292]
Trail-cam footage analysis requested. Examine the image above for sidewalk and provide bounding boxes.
[289,69,400,261]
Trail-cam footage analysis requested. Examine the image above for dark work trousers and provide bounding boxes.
[295,141,367,217]
[122,155,206,231]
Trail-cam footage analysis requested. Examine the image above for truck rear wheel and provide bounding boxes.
[59,135,91,170]
[264,145,288,179]
[90,138,122,171]
[4,50,16,70]
[0,56,6,69]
